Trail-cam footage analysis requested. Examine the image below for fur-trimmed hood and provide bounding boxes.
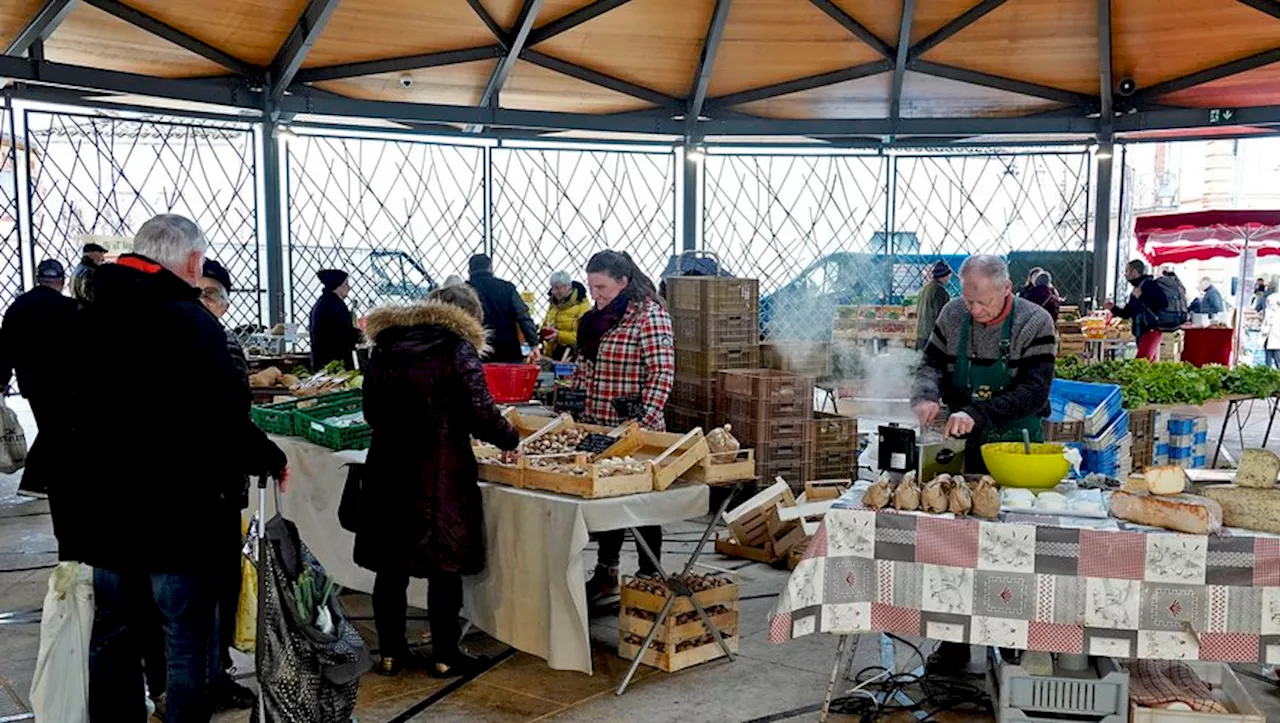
[364,300,490,353]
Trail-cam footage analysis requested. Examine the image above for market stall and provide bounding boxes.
[1135,209,1280,366]
[247,435,711,674]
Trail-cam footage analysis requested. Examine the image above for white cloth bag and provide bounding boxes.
[30,562,93,723]
[0,397,26,474]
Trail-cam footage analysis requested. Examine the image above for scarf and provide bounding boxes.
[577,294,630,362]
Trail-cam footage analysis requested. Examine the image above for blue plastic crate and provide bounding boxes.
[1170,446,1192,460]
[1194,430,1208,445]
[1155,442,1170,456]
[553,362,577,378]
[1084,410,1129,451]
[1049,379,1123,437]
[1193,455,1206,468]
[1167,416,1197,435]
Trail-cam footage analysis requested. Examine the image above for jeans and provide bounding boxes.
[595,526,663,576]
[1266,349,1280,369]
[90,568,218,723]
[373,570,463,663]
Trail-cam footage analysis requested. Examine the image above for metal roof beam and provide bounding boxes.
[908,0,1008,61]
[1130,45,1280,106]
[465,0,509,49]
[526,0,633,46]
[269,0,341,104]
[685,0,733,138]
[520,49,680,108]
[1237,0,1280,20]
[5,0,77,57]
[293,45,503,83]
[79,0,259,79]
[909,59,1097,106]
[889,0,916,124]
[476,0,545,112]
[0,55,259,107]
[807,0,894,59]
[704,59,892,109]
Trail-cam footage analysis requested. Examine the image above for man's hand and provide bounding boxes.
[913,400,941,426]
[1103,300,1115,310]
[277,465,291,494]
[1132,284,1143,298]
[943,411,975,439]
[525,348,542,364]
[500,449,523,465]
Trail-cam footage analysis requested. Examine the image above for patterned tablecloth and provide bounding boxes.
[768,491,1280,664]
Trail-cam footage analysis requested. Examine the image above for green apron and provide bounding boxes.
[953,304,1045,445]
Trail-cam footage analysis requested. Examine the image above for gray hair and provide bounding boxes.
[958,254,1010,285]
[133,214,207,272]
[550,270,572,286]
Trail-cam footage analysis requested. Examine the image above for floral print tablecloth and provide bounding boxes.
[768,498,1280,664]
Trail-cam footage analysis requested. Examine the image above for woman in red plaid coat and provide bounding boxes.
[575,250,675,603]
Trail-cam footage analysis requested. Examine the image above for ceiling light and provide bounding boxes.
[686,146,705,162]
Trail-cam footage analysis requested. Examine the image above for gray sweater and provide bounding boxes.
[910,296,1057,430]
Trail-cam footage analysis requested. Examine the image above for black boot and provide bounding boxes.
[586,565,620,604]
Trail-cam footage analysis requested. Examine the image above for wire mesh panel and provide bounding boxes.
[893,152,1092,305]
[285,134,484,330]
[490,147,676,320]
[0,103,20,315]
[24,111,260,326]
[703,153,889,339]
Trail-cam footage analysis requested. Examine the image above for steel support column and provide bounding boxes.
[681,147,699,252]
[262,121,286,325]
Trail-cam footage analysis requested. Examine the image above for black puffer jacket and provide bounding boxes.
[468,270,538,363]
[354,301,518,577]
[55,254,284,571]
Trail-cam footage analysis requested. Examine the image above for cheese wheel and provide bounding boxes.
[1236,449,1280,489]
[1143,465,1188,496]
[1202,485,1280,534]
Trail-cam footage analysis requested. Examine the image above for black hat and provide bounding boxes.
[82,242,108,254]
[35,259,65,280]
[317,269,348,291]
[931,260,953,279]
[468,253,492,273]
[202,259,233,293]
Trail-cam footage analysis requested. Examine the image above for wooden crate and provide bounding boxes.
[618,633,739,673]
[768,501,831,556]
[474,445,526,486]
[524,454,654,498]
[619,606,740,642]
[620,573,739,617]
[681,448,756,484]
[722,478,796,547]
[714,534,779,563]
[804,478,851,501]
[633,428,710,491]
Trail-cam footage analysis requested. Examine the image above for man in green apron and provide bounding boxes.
[910,254,1058,672]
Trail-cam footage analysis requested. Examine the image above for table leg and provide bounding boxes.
[1263,396,1279,449]
[1213,399,1237,468]
[679,480,743,577]
[615,588,676,696]
[819,635,850,723]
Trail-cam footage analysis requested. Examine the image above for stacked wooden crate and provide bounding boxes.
[811,411,858,478]
[618,572,739,672]
[664,277,760,433]
[718,369,814,487]
[1055,308,1087,359]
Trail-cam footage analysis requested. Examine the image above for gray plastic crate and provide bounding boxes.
[998,657,1128,723]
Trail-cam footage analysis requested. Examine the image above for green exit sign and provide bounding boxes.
[1208,109,1236,123]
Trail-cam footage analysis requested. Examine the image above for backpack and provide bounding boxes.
[1153,275,1189,332]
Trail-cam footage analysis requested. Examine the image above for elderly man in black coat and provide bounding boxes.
[309,268,360,370]
[0,259,78,498]
[59,214,286,722]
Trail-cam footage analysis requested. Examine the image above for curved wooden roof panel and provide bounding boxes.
[0,0,1277,140]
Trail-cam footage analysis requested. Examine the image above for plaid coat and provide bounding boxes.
[575,298,674,431]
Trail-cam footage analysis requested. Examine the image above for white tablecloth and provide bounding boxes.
[251,437,709,674]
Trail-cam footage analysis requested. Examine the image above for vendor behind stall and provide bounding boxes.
[574,250,675,603]
[309,268,360,371]
[911,254,1056,468]
[541,270,590,360]
[910,254,1055,672]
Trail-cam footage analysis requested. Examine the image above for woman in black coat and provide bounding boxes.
[309,269,360,370]
[354,284,519,677]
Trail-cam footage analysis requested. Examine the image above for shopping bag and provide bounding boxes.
[234,553,258,653]
[30,562,93,723]
[0,398,27,474]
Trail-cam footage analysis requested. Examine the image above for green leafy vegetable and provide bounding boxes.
[1055,358,1280,408]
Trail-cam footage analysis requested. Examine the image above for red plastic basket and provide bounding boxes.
[483,363,540,403]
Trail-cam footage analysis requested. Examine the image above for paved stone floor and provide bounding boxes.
[0,397,1276,722]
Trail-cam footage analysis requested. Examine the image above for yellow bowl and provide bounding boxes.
[980,442,1071,489]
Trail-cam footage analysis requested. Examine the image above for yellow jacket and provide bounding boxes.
[542,282,591,356]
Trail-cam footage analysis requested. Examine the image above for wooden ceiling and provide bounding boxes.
[2,0,1279,128]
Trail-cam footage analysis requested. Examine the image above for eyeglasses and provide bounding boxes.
[199,287,227,303]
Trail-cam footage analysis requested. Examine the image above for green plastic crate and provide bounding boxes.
[296,395,372,450]
[250,389,362,436]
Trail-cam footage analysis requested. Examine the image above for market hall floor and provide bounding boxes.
[0,398,1279,722]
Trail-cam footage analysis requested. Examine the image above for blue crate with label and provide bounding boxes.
[1084,410,1129,451]
[1194,430,1208,445]
[1170,433,1195,448]
[1170,446,1192,460]
[1155,442,1170,456]
[1049,379,1123,437]
[1167,416,1196,435]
